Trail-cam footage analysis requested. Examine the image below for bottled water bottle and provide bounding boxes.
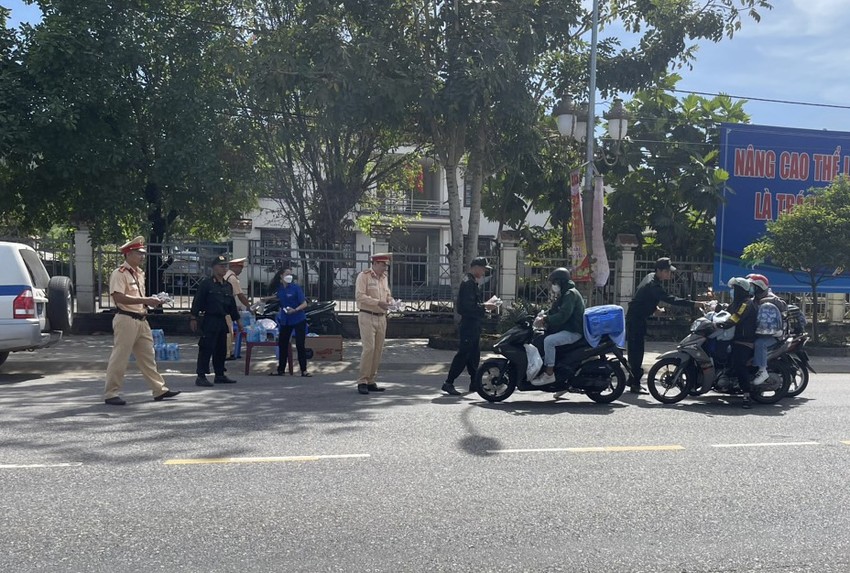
[257,322,267,341]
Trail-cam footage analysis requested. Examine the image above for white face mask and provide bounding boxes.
[551,284,561,294]
[283,274,294,284]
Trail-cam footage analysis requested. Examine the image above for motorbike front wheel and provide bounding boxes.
[647,357,694,404]
[749,359,792,404]
[474,359,517,403]
[585,361,627,404]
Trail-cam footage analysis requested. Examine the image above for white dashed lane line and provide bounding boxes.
[711,441,821,448]
[486,445,685,454]
[5,443,850,468]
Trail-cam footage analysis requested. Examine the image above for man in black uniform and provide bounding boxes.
[441,257,497,396]
[626,257,702,393]
[190,255,244,387]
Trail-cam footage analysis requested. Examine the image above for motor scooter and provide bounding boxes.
[646,310,793,405]
[474,314,629,404]
[252,299,343,336]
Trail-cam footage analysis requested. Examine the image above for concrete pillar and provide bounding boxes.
[615,234,639,310]
[74,228,96,313]
[229,220,253,297]
[827,293,846,323]
[498,231,520,304]
[372,238,390,255]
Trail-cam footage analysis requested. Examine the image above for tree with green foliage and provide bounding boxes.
[465,1,772,276]
[3,0,259,248]
[742,177,850,343]
[0,7,29,234]
[239,0,421,299]
[602,74,749,259]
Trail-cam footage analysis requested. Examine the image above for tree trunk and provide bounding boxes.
[433,121,467,298]
[464,132,485,267]
[145,181,168,301]
[444,160,464,297]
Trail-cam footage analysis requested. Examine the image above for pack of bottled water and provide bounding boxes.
[240,309,254,327]
[151,329,166,346]
[154,342,181,361]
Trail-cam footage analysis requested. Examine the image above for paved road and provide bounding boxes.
[2,339,850,573]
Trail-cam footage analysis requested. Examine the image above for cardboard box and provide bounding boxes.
[306,335,343,361]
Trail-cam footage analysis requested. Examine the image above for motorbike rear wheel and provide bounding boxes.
[647,357,695,404]
[585,361,627,404]
[786,356,810,397]
[474,359,517,403]
[749,359,792,404]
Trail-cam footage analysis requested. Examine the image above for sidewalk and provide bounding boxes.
[2,334,848,375]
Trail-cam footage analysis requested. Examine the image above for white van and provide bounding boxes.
[0,241,74,369]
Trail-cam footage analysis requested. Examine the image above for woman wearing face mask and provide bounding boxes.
[267,267,310,376]
[532,268,586,386]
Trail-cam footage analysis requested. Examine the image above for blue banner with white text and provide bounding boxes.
[715,122,850,292]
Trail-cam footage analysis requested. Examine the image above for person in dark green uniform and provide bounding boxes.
[441,257,498,396]
[189,255,244,387]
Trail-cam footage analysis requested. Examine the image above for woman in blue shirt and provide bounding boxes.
[267,267,310,376]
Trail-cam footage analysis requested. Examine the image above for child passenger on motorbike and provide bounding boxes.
[716,277,758,407]
[747,273,787,387]
[532,268,585,386]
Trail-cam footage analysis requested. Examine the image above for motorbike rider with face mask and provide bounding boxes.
[532,268,585,386]
[716,276,758,407]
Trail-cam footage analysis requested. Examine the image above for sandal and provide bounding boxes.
[270,371,286,376]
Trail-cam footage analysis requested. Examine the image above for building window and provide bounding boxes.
[259,228,291,269]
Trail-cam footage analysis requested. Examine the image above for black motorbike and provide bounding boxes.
[254,298,343,336]
[474,315,629,403]
[646,311,793,405]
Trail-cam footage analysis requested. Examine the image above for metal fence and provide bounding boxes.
[246,242,499,313]
[516,255,620,309]
[7,232,849,321]
[94,241,232,311]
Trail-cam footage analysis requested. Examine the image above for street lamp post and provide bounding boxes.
[552,0,629,283]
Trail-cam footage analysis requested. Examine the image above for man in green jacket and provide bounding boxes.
[532,268,585,386]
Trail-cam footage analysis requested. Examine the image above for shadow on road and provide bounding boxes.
[618,390,810,417]
[473,399,625,417]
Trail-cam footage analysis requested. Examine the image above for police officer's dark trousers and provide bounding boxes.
[626,317,647,382]
[446,318,482,389]
[197,315,228,377]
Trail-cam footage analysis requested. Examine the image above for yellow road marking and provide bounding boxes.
[486,445,684,454]
[164,454,370,465]
[0,463,83,469]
